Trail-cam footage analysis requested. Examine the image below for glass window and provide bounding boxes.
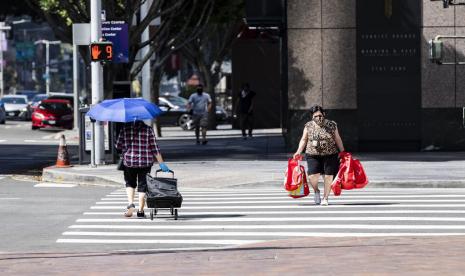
[39,102,71,111]
[2,97,27,104]
[166,96,188,106]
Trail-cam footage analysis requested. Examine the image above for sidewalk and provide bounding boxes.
[43,126,465,188]
[2,236,465,275]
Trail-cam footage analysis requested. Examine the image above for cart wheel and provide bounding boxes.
[150,209,154,220]
[174,209,178,220]
[170,208,174,215]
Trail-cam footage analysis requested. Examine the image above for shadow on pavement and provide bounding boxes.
[0,145,78,175]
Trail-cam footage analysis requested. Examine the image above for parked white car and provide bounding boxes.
[1,95,29,120]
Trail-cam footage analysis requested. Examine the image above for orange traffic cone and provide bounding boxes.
[56,135,71,168]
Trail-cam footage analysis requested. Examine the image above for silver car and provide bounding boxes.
[0,100,6,124]
[1,95,29,120]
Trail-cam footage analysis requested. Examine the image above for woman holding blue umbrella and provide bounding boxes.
[88,98,170,218]
[115,120,170,218]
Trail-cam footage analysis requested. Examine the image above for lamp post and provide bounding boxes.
[0,19,32,97]
[34,39,61,96]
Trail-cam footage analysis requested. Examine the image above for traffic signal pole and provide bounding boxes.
[91,0,105,165]
[141,0,151,104]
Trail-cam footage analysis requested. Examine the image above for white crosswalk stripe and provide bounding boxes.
[57,188,465,251]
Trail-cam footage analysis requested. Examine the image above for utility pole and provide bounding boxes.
[91,0,105,165]
[34,40,61,96]
[0,22,11,98]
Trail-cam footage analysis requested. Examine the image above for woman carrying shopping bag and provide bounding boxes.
[293,105,345,206]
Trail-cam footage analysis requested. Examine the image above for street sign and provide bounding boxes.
[72,24,91,45]
[102,21,129,63]
[90,41,113,62]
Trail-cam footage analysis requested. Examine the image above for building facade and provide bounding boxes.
[286,0,465,151]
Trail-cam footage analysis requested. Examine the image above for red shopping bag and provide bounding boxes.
[284,156,310,198]
[331,152,368,196]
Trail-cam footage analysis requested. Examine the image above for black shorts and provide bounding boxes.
[124,166,151,193]
[306,154,340,176]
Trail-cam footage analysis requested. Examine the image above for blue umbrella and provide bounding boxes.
[86,98,163,122]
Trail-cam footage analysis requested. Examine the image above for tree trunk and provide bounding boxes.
[197,59,217,130]
[151,66,163,137]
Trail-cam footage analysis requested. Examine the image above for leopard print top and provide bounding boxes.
[305,119,338,156]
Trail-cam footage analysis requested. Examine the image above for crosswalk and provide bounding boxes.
[57,188,465,251]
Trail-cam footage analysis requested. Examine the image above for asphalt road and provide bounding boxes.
[0,177,113,253]
[0,121,78,175]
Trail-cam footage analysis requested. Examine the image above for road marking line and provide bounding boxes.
[5,126,11,129]
[61,231,465,237]
[68,224,465,230]
[42,134,56,139]
[56,239,262,245]
[0,198,21,200]
[94,199,465,205]
[82,210,465,216]
[34,183,77,188]
[75,217,465,223]
[24,139,61,143]
[108,191,424,196]
[99,195,465,202]
[90,204,465,210]
[0,140,6,143]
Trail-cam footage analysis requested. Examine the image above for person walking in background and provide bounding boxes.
[293,105,345,206]
[235,83,256,139]
[116,120,170,218]
[187,84,212,145]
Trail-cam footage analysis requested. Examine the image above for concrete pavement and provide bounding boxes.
[42,126,465,188]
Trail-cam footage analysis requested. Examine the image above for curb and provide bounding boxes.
[42,166,122,187]
[42,167,465,189]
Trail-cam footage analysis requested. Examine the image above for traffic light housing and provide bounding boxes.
[429,39,443,64]
[90,41,113,62]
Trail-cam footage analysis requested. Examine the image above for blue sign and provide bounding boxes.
[102,21,128,63]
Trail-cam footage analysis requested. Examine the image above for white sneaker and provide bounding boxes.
[321,198,329,206]
[314,191,321,205]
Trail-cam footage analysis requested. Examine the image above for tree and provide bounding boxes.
[180,0,244,129]
[26,0,214,100]
[0,0,42,21]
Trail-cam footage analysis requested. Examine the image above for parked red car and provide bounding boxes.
[31,99,73,130]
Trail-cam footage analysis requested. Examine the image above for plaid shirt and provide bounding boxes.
[115,122,161,168]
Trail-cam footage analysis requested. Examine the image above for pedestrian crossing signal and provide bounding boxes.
[90,42,113,62]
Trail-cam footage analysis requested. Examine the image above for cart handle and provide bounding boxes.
[155,169,175,177]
